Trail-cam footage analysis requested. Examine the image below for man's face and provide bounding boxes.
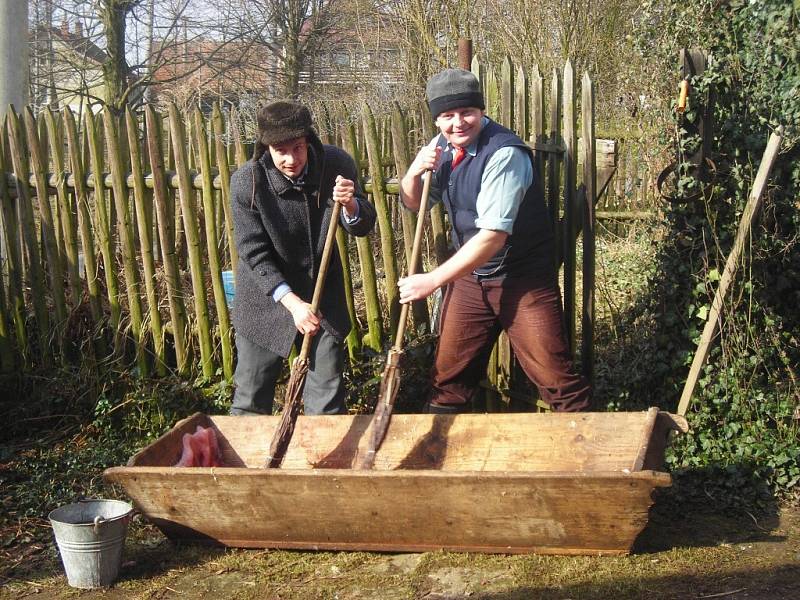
[269,137,308,179]
[435,107,484,148]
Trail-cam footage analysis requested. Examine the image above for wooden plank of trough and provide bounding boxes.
[643,412,689,472]
[197,412,666,473]
[103,467,668,555]
[631,407,659,472]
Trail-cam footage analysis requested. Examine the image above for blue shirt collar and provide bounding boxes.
[281,163,309,185]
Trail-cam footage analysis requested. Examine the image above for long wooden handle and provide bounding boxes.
[393,171,433,349]
[677,79,689,113]
[298,201,343,360]
[677,126,783,416]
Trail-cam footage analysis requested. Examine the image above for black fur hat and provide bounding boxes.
[256,100,315,147]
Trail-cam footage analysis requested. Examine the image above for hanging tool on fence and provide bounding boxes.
[676,126,783,417]
[677,79,689,114]
[265,198,343,468]
[355,171,433,470]
[657,48,716,204]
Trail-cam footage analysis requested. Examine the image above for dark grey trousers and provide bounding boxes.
[230,330,346,416]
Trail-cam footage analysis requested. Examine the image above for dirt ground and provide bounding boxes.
[2,499,798,599]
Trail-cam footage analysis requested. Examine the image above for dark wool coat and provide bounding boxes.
[230,132,376,357]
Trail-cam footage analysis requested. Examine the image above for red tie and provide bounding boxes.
[451,146,466,170]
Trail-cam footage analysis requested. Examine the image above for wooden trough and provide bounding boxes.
[103,408,687,555]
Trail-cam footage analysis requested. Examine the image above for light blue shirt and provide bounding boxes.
[272,281,293,303]
[428,117,533,235]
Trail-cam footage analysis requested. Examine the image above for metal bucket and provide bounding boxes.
[48,499,133,589]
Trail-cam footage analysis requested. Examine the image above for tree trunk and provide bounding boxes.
[283,29,301,99]
[101,0,132,112]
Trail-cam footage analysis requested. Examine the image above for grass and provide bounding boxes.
[2,504,798,598]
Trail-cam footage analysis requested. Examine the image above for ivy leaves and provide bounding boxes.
[627,0,800,504]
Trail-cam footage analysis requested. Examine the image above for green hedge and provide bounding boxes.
[617,0,800,504]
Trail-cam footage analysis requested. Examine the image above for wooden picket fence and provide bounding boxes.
[0,56,604,411]
[597,138,659,225]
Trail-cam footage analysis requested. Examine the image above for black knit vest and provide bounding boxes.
[438,119,555,279]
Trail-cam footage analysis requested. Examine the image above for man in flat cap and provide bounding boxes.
[399,68,592,413]
[229,100,376,416]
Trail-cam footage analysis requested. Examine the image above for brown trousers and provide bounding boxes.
[430,274,592,412]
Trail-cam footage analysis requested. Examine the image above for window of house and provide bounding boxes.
[332,52,350,67]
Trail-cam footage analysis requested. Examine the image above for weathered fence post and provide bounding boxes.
[172,114,189,270]
[0,262,11,371]
[362,103,400,335]
[562,60,577,355]
[458,38,472,71]
[63,109,104,330]
[230,106,248,168]
[548,68,562,270]
[158,112,177,266]
[85,110,123,349]
[515,64,529,141]
[7,108,51,366]
[36,114,66,266]
[103,109,148,376]
[500,55,514,130]
[169,103,214,379]
[0,174,12,371]
[211,103,238,275]
[336,229,362,361]
[342,122,382,353]
[614,140,625,207]
[44,110,82,307]
[146,106,189,375]
[530,65,545,183]
[470,54,484,89]
[24,107,68,362]
[140,109,156,260]
[581,72,596,384]
[418,101,449,268]
[331,106,362,360]
[0,118,28,367]
[389,102,430,335]
[193,107,233,381]
[125,106,166,376]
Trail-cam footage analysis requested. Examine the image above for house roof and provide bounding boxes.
[40,22,108,65]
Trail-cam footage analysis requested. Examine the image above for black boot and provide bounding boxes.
[423,401,467,414]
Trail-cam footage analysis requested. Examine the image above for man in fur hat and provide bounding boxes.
[229,100,376,416]
[399,69,592,414]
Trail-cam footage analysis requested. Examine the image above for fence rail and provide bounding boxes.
[1,56,617,410]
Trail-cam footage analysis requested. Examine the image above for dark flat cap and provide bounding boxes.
[426,69,485,118]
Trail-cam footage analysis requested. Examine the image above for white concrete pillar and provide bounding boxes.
[0,0,30,120]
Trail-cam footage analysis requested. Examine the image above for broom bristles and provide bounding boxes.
[265,360,309,468]
[355,366,401,469]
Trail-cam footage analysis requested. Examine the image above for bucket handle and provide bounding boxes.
[74,499,134,531]
[93,515,106,534]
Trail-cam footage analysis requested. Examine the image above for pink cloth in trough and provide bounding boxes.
[174,426,223,467]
